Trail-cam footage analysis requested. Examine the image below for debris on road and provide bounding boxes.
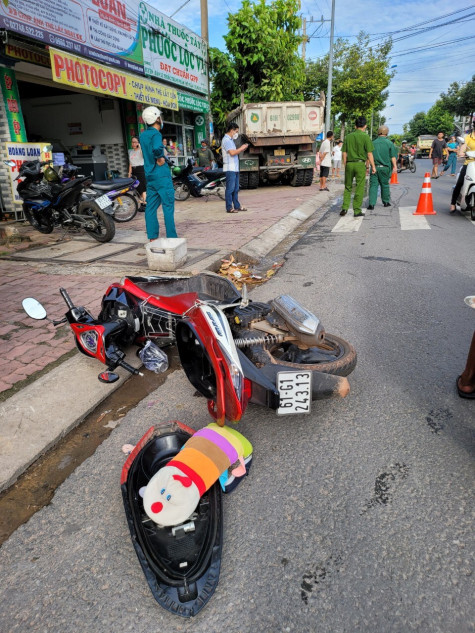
[218,255,283,289]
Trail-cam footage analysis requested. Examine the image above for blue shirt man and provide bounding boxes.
[221,122,249,213]
[140,106,177,241]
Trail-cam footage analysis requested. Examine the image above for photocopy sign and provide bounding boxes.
[0,0,143,72]
[140,2,208,96]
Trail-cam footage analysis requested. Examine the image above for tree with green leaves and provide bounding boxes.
[209,0,305,131]
[304,33,393,137]
[403,102,455,143]
[440,75,475,124]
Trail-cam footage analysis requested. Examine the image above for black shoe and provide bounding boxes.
[354,211,365,217]
[367,205,374,210]
[383,202,391,207]
[340,209,347,216]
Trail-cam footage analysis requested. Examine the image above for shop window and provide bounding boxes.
[183,110,193,126]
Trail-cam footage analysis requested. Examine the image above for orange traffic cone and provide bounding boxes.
[413,173,436,215]
[390,170,399,185]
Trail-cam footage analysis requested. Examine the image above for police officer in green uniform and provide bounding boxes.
[139,106,178,241]
[341,116,376,217]
[367,125,398,210]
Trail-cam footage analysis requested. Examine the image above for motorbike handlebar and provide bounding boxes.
[59,287,75,309]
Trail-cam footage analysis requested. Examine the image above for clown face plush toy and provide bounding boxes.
[142,423,253,527]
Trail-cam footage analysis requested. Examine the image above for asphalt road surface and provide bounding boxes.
[0,160,473,633]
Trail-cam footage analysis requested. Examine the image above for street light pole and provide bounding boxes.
[325,0,335,133]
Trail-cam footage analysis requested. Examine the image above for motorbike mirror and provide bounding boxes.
[4,160,16,167]
[98,371,120,384]
[22,297,47,320]
[464,296,475,309]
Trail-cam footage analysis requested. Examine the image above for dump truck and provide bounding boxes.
[226,97,325,188]
[416,135,436,158]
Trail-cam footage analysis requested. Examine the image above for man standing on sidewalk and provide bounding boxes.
[367,125,398,210]
[222,122,249,213]
[340,116,376,217]
[319,130,333,191]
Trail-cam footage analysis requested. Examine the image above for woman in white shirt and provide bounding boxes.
[128,137,146,209]
[332,140,343,179]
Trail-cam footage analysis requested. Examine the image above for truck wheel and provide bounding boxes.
[303,169,314,186]
[290,170,305,187]
[240,172,249,189]
[248,172,259,189]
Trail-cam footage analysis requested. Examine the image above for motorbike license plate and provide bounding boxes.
[95,194,111,210]
[277,370,312,414]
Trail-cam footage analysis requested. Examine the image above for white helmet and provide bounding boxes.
[142,106,162,126]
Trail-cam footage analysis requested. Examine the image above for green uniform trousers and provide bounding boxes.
[369,165,391,206]
[342,162,367,214]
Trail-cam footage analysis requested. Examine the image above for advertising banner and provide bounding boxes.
[5,142,52,204]
[140,2,208,96]
[0,0,143,73]
[49,48,178,110]
[177,91,209,114]
[0,68,27,142]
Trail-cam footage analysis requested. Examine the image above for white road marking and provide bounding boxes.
[331,214,365,232]
[399,207,431,230]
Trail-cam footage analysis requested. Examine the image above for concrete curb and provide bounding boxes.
[0,186,342,492]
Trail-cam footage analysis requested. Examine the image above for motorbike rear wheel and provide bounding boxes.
[174,181,190,201]
[23,206,54,234]
[112,192,138,222]
[250,333,357,377]
[79,204,115,242]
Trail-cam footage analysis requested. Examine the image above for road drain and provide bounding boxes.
[0,348,180,547]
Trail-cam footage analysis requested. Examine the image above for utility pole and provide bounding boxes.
[200,0,211,140]
[302,17,307,61]
[325,0,335,133]
[200,0,208,43]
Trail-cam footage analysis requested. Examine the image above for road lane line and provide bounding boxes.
[331,214,364,232]
[399,207,431,230]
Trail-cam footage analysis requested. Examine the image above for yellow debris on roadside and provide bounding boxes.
[218,255,283,290]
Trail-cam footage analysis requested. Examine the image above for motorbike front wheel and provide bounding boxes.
[79,204,115,242]
[251,333,357,377]
[23,206,54,234]
[410,162,416,173]
[112,193,138,222]
[174,182,190,201]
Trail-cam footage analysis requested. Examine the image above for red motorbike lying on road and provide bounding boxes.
[23,272,356,425]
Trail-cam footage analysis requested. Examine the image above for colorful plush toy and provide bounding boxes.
[142,423,253,527]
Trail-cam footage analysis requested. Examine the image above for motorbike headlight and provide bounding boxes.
[80,330,98,354]
[218,343,243,398]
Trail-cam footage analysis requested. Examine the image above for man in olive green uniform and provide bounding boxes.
[196,140,215,168]
[367,125,398,210]
[341,116,376,217]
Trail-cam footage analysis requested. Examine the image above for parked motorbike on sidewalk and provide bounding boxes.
[22,272,355,425]
[172,159,226,201]
[454,149,475,220]
[397,154,416,173]
[4,158,115,242]
[60,164,140,222]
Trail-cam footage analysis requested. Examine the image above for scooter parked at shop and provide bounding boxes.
[4,157,115,242]
[172,159,226,201]
[22,272,355,426]
[60,164,141,222]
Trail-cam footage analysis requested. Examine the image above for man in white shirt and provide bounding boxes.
[222,122,249,213]
[319,130,333,191]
